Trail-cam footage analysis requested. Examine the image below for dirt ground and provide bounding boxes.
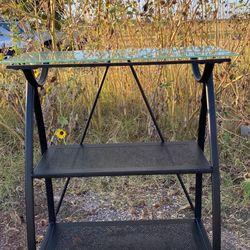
[1,178,249,250]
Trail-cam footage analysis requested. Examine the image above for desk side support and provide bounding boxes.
[192,62,221,250]
[206,75,221,250]
[25,83,36,250]
[23,68,56,250]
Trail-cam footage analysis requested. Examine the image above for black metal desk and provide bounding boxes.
[3,47,238,250]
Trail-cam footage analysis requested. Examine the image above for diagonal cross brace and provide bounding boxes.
[56,66,110,215]
[80,66,110,144]
[129,62,165,143]
[57,62,195,216]
[129,63,195,211]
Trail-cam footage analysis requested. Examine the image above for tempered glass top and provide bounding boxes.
[2,46,237,66]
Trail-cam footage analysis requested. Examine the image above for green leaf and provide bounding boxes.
[160,81,173,89]
[222,131,231,144]
[241,180,250,201]
[58,116,68,127]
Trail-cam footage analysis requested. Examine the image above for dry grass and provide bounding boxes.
[0,2,250,248]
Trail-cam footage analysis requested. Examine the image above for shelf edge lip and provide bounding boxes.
[33,140,203,148]
[32,168,213,179]
[44,218,204,225]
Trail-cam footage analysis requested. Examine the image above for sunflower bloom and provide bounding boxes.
[55,129,67,140]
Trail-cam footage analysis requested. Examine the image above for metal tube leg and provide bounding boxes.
[195,174,202,219]
[206,76,221,250]
[24,69,56,249]
[45,179,56,223]
[211,170,221,250]
[192,62,220,248]
[25,83,36,250]
[195,83,207,219]
[34,88,56,223]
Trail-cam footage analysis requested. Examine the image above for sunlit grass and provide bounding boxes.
[0,15,249,248]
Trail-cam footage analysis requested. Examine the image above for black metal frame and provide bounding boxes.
[18,58,223,249]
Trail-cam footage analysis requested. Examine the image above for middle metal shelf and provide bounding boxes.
[33,140,212,178]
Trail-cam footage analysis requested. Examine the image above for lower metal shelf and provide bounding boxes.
[41,219,211,250]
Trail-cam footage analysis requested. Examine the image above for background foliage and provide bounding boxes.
[0,0,249,248]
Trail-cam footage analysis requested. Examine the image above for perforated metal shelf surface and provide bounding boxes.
[40,219,211,250]
[33,141,212,178]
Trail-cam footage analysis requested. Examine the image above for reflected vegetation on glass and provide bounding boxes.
[2,46,238,65]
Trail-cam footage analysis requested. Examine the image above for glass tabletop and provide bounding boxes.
[2,46,238,66]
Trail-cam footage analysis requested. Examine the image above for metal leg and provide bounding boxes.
[191,62,211,220]
[192,62,221,249]
[197,84,208,151]
[34,88,56,223]
[206,75,221,250]
[195,84,207,219]
[195,174,202,219]
[23,68,56,249]
[25,83,36,250]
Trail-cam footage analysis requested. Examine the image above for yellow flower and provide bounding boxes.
[45,86,52,94]
[55,129,67,140]
[0,53,4,61]
[33,69,40,78]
